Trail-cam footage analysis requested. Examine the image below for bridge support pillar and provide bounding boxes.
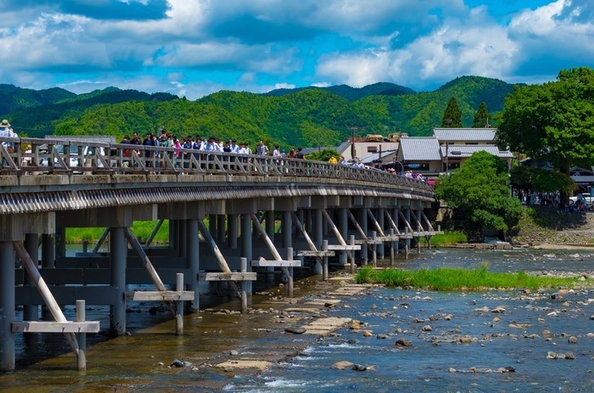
[41,233,55,320]
[109,227,127,335]
[186,219,199,310]
[339,208,348,265]
[392,208,400,256]
[377,208,385,259]
[228,214,238,249]
[217,215,226,246]
[0,241,16,371]
[313,209,323,274]
[265,211,275,273]
[209,214,217,241]
[282,211,292,249]
[416,209,422,254]
[358,208,368,265]
[24,233,39,321]
[240,214,253,295]
[405,208,411,259]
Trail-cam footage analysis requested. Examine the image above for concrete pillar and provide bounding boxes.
[282,211,292,248]
[0,241,15,371]
[378,208,385,259]
[186,219,199,310]
[209,214,217,241]
[169,219,177,251]
[178,219,187,259]
[228,214,238,249]
[217,215,226,245]
[314,209,323,248]
[405,208,411,259]
[393,207,400,256]
[296,209,305,238]
[41,233,55,320]
[55,226,66,259]
[339,208,348,265]
[24,233,39,321]
[416,209,422,254]
[240,214,253,294]
[109,227,127,335]
[265,210,275,240]
[358,208,368,264]
[265,211,275,273]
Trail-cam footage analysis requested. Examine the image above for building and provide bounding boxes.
[394,128,513,179]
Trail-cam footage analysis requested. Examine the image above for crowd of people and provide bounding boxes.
[119,129,309,160]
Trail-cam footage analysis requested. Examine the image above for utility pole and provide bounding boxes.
[348,126,358,159]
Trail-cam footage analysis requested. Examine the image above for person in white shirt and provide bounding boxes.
[0,119,17,152]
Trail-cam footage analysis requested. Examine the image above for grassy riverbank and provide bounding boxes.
[355,264,583,290]
[420,231,467,246]
[65,221,170,244]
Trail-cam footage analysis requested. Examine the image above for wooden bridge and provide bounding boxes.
[0,136,438,371]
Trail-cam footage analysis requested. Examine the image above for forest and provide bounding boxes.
[0,75,516,150]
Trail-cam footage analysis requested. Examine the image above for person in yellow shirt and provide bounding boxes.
[328,156,338,164]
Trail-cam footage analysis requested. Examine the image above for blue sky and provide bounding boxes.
[0,0,592,100]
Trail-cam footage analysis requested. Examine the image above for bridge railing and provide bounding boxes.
[0,137,433,191]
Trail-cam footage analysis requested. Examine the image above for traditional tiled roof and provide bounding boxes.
[440,144,514,158]
[433,128,496,142]
[399,137,441,161]
[361,149,397,164]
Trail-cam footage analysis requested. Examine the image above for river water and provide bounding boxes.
[2,247,594,392]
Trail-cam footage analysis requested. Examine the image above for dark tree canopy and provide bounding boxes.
[497,67,594,175]
[435,151,523,241]
[441,97,463,128]
[510,166,575,195]
[473,102,491,128]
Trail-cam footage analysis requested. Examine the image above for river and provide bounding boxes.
[2,247,594,392]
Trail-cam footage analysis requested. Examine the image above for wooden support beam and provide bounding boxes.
[199,272,257,281]
[353,238,384,244]
[11,321,100,334]
[12,242,81,356]
[297,250,335,257]
[251,260,301,267]
[124,291,195,302]
[325,244,361,251]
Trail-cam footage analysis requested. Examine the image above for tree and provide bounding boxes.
[473,102,491,128]
[435,151,523,242]
[497,67,594,176]
[441,97,463,128]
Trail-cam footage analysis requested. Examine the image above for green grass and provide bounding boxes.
[420,231,468,247]
[66,220,171,244]
[355,263,582,291]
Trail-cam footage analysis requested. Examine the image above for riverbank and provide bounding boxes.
[511,206,594,248]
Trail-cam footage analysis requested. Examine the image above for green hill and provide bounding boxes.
[264,82,416,101]
[1,75,518,146]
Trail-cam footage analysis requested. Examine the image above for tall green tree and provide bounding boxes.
[473,102,491,128]
[497,67,594,204]
[441,97,463,128]
[435,151,523,242]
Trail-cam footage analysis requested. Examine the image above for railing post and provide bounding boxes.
[76,300,87,371]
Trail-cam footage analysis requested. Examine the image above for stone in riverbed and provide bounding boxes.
[352,364,369,371]
[284,327,306,334]
[395,338,413,347]
[332,361,353,370]
[170,359,193,368]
